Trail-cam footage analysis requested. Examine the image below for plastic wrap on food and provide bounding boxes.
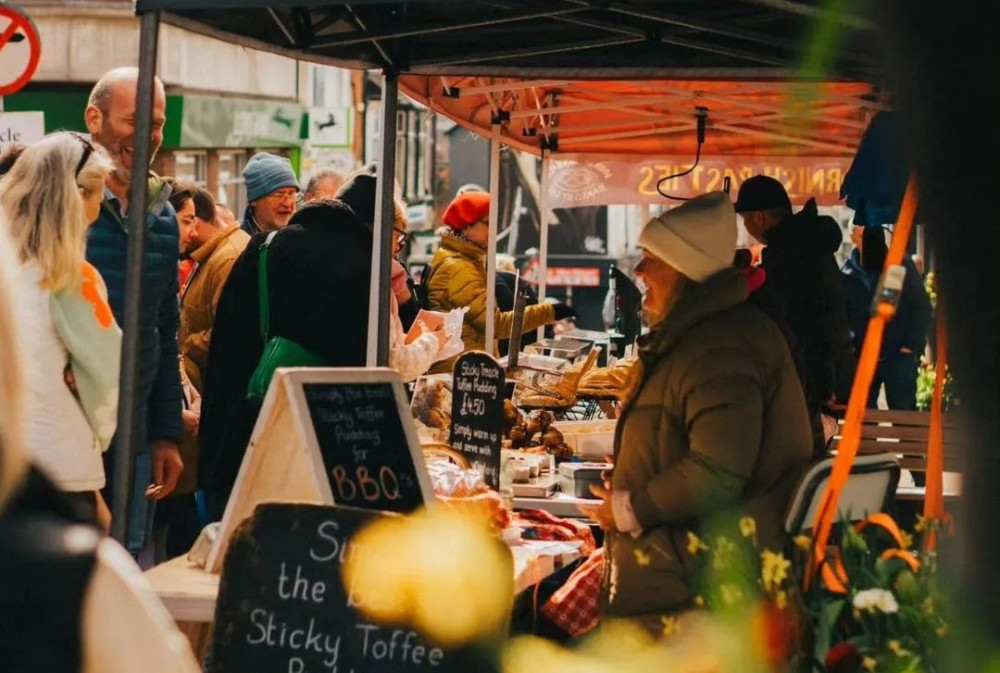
[426,458,489,498]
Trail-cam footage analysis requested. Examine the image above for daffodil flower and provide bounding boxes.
[739,517,757,539]
[686,531,707,555]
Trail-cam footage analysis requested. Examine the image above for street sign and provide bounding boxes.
[0,111,44,151]
[0,6,41,97]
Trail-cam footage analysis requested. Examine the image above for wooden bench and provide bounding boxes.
[829,410,962,500]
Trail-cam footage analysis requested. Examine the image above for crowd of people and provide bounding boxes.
[0,61,937,655]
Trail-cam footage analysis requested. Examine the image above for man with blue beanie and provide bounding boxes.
[241,152,300,235]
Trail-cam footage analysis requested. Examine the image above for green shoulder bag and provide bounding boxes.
[246,231,326,399]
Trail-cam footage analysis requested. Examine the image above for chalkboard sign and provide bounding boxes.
[206,368,435,573]
[210,503,495,673]
[303,380,427,514]
[449,352,505,489]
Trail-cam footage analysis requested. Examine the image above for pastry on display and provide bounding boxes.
[578,358,636,401]
[411,375,453,443]
[517,347,602,410]
[501,409,573,461]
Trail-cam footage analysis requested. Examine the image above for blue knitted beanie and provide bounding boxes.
[243,152,300,203]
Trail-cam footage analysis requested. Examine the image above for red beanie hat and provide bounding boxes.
[443,191,490,230]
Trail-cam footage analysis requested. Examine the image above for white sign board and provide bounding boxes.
[0,111,44,151]
[308,106,351,147]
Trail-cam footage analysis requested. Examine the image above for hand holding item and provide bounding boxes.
[149,440,184,500]
[552,302,578,321]
[429,322,450,353]
[578,483,616,530]
[181,408,200,436]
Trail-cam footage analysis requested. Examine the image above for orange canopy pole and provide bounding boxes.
[807,179,918,587]
[923,301,948,550]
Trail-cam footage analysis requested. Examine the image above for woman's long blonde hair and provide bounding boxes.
[0,132,113,291]
[0,226,27,513]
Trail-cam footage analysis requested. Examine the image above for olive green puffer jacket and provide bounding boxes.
[602,269,812,630]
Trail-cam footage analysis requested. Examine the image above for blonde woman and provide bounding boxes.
[0,225,201,673]
[0,132,121,527]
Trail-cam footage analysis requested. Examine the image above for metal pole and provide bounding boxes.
[111,10,160,545]
[366,71,398,367]
[536,151,550,341]
[484,123,501,351]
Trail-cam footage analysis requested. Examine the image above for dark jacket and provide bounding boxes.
[86,179,183,448]
[495,269,539,356]
[602,270,812,626]
[760,199,856,411]
[198,200,372,499]
[842,251,931,358]
[0,467,100,672]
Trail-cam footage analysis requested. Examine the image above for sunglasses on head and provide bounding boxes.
[71,133,94,179]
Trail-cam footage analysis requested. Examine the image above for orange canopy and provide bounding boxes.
[400,76,880,158]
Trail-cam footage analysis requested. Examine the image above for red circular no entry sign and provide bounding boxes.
[0,5,41,96]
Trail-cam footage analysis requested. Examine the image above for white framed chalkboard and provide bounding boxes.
[207,368,434,573]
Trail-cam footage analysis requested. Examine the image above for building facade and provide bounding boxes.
[5,2,362,215]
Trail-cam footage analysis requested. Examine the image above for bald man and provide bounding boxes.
[84,67,184,554]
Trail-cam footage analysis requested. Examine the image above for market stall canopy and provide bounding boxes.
[135,0,879,79]
[398,77,880,157]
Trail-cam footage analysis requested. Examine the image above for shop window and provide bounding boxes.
[217,151,247,216]
[174,151,208,186]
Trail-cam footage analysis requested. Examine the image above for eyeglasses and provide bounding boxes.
[71,133,94,179]
[265,189,299,203]
[393,226,408,243]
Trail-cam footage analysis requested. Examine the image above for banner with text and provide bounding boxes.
[546,154,852,209]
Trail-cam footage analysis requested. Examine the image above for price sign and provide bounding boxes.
[448,352,505,489]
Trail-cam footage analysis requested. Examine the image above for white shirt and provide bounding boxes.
[17,262,105,491]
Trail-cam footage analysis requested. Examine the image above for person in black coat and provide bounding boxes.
[842,226,932,409]
[736,177,856,455]
[197,198,372,519]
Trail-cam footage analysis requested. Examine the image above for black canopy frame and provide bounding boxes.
[117,1,884,540]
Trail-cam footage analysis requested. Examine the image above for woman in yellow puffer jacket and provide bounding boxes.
[425,191,575,373]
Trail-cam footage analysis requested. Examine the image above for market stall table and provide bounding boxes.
[145,539,580,656]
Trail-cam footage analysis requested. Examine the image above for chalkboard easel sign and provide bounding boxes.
[211,503,496,673]
[449,352,505,490]
[207,368,433,573]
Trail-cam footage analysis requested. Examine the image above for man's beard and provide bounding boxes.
[97,126,159,183]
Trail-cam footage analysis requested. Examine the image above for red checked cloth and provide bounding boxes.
[512,509,597,556]
[540,547,604,637]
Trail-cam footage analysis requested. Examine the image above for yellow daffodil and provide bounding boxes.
[713,536,735,569]
[900,530,914,549]
[914,515,927,533]
[739,517,757,539]
[761,550,792,592]
[862,655,878,671]
[661,616,679,636]
[634,548,652,566]
[794,535,812,551]
[720,583,744,606]
[694,595,705,607]
[686,531,707,555]
[888,640,902,655]
[775,590,788,610]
